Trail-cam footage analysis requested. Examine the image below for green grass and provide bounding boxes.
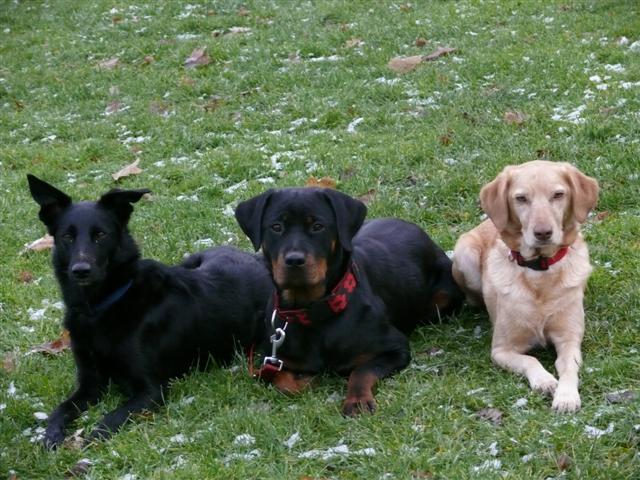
[1,0,639,478]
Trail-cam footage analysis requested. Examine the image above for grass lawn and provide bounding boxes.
[1,0,639,478]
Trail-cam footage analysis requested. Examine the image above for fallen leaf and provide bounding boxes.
[424,46,457,61]
[28,330,71,356]
[112,159,142,181]
[203,95,224,112]
[422,346,444,357]
[475,407,503,426]
[605,390,637,404]
[18,270,35,283]
[595,211,610,222]
[536,148,551,158]
[503,110,528,125]
[415,37,428,47]
[63,429,85,451]
[2,352,17,373]
[97,57,119,70]
[399,3,413,12]
[184,47,211,68]
[237,6,250,16]
[388,55,424,74]
[21,234,54,254]
[306,176,337,189]
[8,473,18,480]
[345,37,364,49]
[111,14,123,24]
[556,453,572,471]
[439,130,454,146]
[142,55,155,65]
[65,456,92,477]
[105,100,123,115]
[14,100,25,111]
[358,189,377,205]
[149,100,172,117]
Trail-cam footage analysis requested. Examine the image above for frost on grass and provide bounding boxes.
[298,442,376,460]
[584,423,614,438]
[284,432,300,449]
[233,433,255,446]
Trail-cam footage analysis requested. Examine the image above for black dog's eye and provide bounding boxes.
[515,194,528,204]
[94,231,107,243]
[552,191,565,200]
[62,233,74,243]
[311,223,325,232]
[270,223,283,233]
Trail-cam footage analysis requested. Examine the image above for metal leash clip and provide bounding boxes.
[263,310,288,371]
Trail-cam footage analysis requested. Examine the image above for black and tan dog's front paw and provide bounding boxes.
[342,394,377,417]
[42,427,66,450]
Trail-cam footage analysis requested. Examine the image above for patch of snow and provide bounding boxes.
[222,449,261,465]
[33,412,48,420]
[284,432,300,449]
[233,434,255,446]
[346,117,364,133]
[584,423,614,438]
[472,459,502,473]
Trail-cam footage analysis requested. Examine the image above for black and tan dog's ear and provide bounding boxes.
[323,189,367,252]
[564,164,599,223]
[27,174,72,233]
[98,188,150,225]
[235,189,274,251]
[480,166,512,232]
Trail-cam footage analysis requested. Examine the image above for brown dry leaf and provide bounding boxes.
[18,270,35,283]
[149,100,172,117]
[2,352,17,373]
[388,55,424,74]
[504,110,528,125]
[97,57,119,70]
[415,37,428,47]
[556,453,572,471]
[439,130,454,146]
[595,211,610,222]
[112,159,143,181]
[399,3,413,12]
[142,55,155,65]
[62,428,86,452]
[64,454,92,478]
[14,100,25,111]
[28,330,71,356]
[105,100,123,115]
[111,14,123,24]
[184,47,211,68]
[358,188,377,205]
[237,6,250,16]
[424,46,457,61]
[475,407,503,426]
[306,176,337,189]
[21,234,54,254]
[8,473,18,480]
[345,37,364,49]
[204,95,224,112]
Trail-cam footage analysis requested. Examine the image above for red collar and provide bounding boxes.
[510,247,569,271]
[273,262,358,326]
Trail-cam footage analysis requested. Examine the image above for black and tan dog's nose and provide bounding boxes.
[284,251,306,267]
[71,262,92,279]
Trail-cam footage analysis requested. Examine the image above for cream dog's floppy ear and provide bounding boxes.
[480,167,512,232]
[564,164,599,223]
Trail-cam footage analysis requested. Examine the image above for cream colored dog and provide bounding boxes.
[452,161,599,412]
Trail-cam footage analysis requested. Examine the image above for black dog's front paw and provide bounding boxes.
[43,427,65,450]
[86,425,113,444]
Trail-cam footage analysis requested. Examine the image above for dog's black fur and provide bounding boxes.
[235,187,463,415]
[27,175,272,447]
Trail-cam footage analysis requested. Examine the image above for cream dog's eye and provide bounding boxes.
[515,194,528,203]
[553,191,565,200]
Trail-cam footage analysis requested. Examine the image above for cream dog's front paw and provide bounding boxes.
[552,384,581,412]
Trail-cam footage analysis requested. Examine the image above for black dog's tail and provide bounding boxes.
[429,251,465,322]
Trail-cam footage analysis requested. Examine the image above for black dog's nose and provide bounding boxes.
[284,252,306,267]
[71,262,92,279]
[534,227,553,241]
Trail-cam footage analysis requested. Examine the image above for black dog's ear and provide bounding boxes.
[323,189,367,252]
[235,190,274,251]
[98,188,150,225]
[27,174,72,233]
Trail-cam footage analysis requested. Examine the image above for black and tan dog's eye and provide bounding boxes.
[62,233,74,243]
[271,223,283,233]
[94,231,106,243]
[311,223,325,232]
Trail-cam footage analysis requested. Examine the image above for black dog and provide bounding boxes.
[27,175,272,447]
[235,187,463,416]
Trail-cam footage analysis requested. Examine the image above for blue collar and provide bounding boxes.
[91,280,133,313]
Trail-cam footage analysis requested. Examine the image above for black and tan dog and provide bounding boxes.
[235,187,463,415]
[28,175,273,447]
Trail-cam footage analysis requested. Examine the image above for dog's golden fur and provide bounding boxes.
[453,161,599,412]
